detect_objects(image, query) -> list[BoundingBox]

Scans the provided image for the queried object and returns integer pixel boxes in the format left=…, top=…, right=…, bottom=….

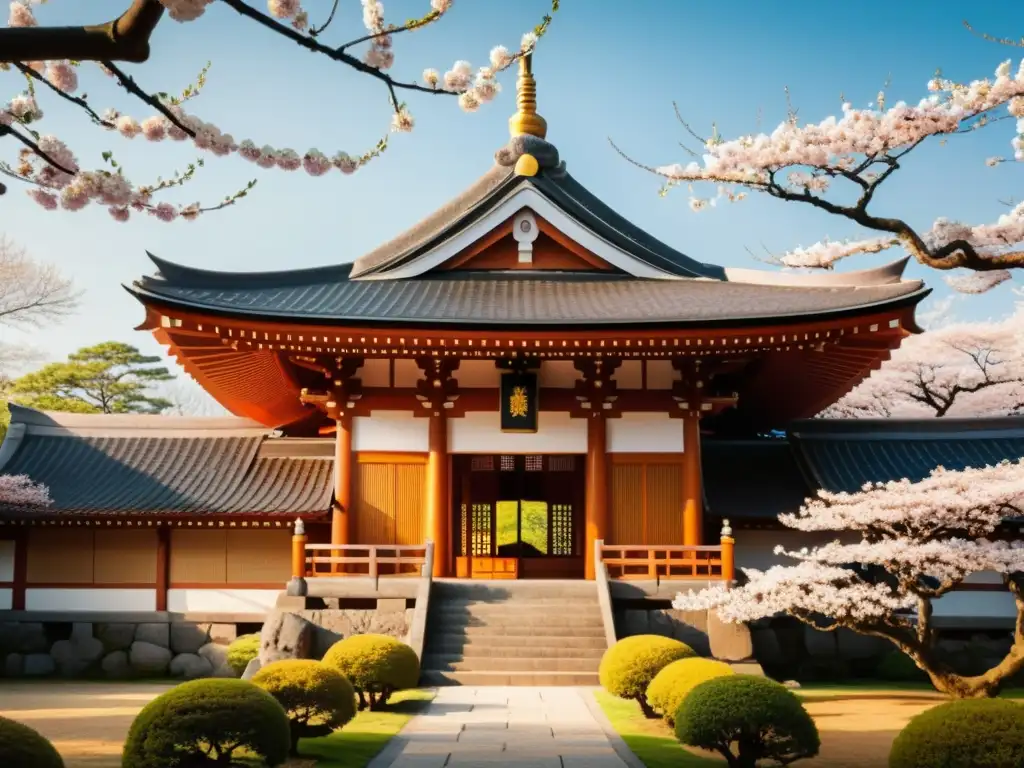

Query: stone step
left=422, top=655, right=600, bottom=673
left=426, top=613, right=606, bottom=629
left=434, top=596, right=601, bottom=607
left=427, top=623, right=608, bottom=640
left=421, top=669, right=601, bottom=687
left=431, top=580, right=599, bottom=600
left=427, top=641, right=608, bottom=658
left=426, top=629, right=609, bottom=648
left=430, top=604, right=603, bottom=617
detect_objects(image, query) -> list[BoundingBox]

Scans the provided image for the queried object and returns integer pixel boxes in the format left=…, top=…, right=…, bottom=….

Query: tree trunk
left=634, top=694, right=657, bottom=719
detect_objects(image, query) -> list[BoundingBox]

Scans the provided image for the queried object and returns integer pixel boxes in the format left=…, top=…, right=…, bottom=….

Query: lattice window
left=471, top=503, right=492, bottom=556
left=460, top=503, right=468, bottom=556
left=551, top=503, right=574, bottom=556
left=525, top=455, right=543, bottom=472
left=471, top=456, right=494, bottom=472
left=500, top=455, right=516, bottom=471
left=549, top=456, right=575, bottom=472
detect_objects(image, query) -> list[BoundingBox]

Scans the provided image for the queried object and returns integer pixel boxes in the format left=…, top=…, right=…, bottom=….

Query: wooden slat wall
left=170, top=529, right=290, bottom=585
left=94, top=530, right=158, bottom=584
left=353, top=456, right=427, bottom=546
left=170, top=529, right=227, bottom=583
left=609, top=456, right=685, bottom=546
left=610, top=464, right=644, bottom=544
left=26, top=528, right=159, bottom=584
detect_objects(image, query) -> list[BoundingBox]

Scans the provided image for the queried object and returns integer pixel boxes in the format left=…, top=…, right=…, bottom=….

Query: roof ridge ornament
left=495, top=51, right=560, bottom=177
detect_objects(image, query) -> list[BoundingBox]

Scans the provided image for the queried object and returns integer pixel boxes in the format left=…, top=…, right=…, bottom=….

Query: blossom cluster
left=0, top=474, right=51, bottom=508
left=674, top=458, right=1024, bottom=625
left=651, top=60, right=1024, bottom=290
left=3, top=0, right=550, bottom=222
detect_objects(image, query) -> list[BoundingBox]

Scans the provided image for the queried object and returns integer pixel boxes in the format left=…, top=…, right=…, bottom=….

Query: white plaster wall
left=607, top=413, right=684, bottom=453
left=393, top=359, right=421, bottom=388
left=646, top=361, right=677, bottom=390
left=733, top=530, right=860, bottom=572
left=933, top=591, right=1016, bottom=618
left=0, top=540, right=14, bottom=582
left=353, top=411, right=429, bottom=452
left=25, top=589, right=156, bottom=612
left=538, top=361, right=576, bottom=389
left=455, top=360, right=500, bottom=388
left=449, top=411, right=586, bottom=453
left=359, top=358, right=390, bottom=387
left=615, top=361, right=643, bottom=389
left=167, top=588, right=280, bottom=614
left=0, top=588, right=11, bottom=610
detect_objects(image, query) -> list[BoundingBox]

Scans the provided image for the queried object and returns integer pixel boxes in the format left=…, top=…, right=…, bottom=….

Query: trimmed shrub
left=122, top=678, right=291, bottom=768
left=876, top=650, right=928, bottom=682
left=598, top=634, right=695, bottom=717
left=227, top=633, right=260, bottom=676
left=647, top=657, right=735, bottom=724
left=0, top=715, right=64, bottom=768
left=321, top=634, right=420, bottom=711
left=889, top=699, right=1024, bottom=768
left=675, top=674, right=820, bottom=767
left=252, top=659, right=357, bottom=755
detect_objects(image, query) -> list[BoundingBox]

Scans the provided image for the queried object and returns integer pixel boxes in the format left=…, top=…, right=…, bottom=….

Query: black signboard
left=500, top=371, right=539, bottom=433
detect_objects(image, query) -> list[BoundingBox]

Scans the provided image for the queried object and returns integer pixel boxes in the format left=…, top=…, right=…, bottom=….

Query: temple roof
left=703, top=415, right=1024, bottom=519
left=131, top=257, right=925, bottom=327
left=0, top=405, right=333, bottom=518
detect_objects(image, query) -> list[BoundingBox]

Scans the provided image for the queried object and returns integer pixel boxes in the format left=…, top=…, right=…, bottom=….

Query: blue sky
left=2, top=0, right=1022, bottom=377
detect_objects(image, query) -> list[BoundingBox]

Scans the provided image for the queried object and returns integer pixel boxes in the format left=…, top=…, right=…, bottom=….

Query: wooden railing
left=598, top=521, right=735, bottom=581
left=290, top=523, right=430, bottom=578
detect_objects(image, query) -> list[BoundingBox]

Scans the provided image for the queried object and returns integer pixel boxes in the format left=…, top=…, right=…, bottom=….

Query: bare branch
left=0, top=236, right=79, bottom=328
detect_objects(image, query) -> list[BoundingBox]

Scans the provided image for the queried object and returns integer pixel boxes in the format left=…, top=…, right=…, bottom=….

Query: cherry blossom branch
left=0, top=124, right=75, bottom=175
left=309, top=0, right=341, bottom=38
left=101, top=60, right=197, bottom=139
left=0, top=0, right=165, bottom=63
left=15, top=63, right=113, bottom=128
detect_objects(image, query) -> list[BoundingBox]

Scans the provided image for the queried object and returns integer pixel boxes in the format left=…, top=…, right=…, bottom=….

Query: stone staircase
left=420, top=580, right=609, bottom=686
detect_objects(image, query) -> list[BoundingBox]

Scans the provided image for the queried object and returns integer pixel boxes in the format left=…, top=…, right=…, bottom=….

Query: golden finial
left=508, top=53, right=547, bottom=140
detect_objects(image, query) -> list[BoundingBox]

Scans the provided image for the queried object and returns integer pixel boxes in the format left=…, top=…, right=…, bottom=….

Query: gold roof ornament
left=508, top=52, right=547, bottom=140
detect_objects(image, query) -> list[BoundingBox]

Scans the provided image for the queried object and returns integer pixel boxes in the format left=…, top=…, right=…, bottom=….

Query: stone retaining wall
left=0, top=619, right=241, bottom=680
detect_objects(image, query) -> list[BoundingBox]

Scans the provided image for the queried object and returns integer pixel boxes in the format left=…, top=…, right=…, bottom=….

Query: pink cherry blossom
left=7, top=0, right=36, bottom=28
left=0, top=474, right=51, bottom=507
left=45, top=60, right=78, bottom=93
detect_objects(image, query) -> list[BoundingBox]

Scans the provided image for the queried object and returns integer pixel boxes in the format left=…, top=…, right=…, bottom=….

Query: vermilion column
left=426, top=411, right=449, bottom=577
left=682, top=413, right=704, bottom=546
left=332, top=415, right=353, bottom=547
left=584, top=415, right=608, bottom=580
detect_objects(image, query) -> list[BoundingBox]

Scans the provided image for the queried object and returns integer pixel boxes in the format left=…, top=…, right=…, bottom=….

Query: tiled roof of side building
left=0, top=405, right=333, bottom=518
left=788, top=416, right=1024, bottom=494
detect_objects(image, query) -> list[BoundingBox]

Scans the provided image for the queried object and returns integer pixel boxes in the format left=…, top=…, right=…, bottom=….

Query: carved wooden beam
left=415, top=358, right=461, bottom=417
left=298, top=357, right=365, bottom=422
left=571, top=358, right=622, bottom=419
left=672, top=358, right=739, bottom=418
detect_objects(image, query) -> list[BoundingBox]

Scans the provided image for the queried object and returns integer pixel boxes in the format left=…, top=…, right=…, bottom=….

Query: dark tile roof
left=130, top=268, right=925, bottom=327
left=702, top=439, right=813, bottom=520
left=0, top=405, right=332, bottom=518
left=788, top=416, right=1024, bottom=494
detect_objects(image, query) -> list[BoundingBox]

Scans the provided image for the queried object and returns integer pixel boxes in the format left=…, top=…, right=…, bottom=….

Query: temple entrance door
left=454, top=454, right=585, bottom=579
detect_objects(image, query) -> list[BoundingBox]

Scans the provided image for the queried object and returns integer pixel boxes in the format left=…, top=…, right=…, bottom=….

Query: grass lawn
left=593, top=690, right=720, bottom=768
left=294, top=689, right=434, bottom=768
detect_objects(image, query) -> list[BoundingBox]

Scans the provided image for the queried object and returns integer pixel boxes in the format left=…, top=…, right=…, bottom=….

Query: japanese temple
left=1, top=56, right=1021, bottom=623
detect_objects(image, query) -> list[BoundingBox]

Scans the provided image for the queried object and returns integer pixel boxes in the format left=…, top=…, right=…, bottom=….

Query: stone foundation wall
left=0, top=619, right=241, bottom=680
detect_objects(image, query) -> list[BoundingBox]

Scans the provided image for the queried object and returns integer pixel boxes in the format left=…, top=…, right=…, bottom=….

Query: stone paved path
left=375, top=686, right=632, bottom=768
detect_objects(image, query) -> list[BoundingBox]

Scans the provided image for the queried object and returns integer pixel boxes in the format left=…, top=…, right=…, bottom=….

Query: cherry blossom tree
left=674, top=460, right=1024, bottom=699
left=0, top=0, right=558, bottom=222
left=822, top=310, right=1024, bottom=418
left=616, top=45, right=1024, bottom=293
left=0, top=474, right=51, bottom=508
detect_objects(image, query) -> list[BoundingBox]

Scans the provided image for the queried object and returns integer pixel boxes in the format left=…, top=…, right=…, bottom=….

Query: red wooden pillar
left=682, top=414, right=704, bottom=546
left=332, top=414, right=353, bottom=547
left=155, top=525, right=170, bottom=611
left=11, top=529, right=27, bottom=611
left=584, top=415, right=608, bottom=580
left=426, top=412, right=449, bottom=577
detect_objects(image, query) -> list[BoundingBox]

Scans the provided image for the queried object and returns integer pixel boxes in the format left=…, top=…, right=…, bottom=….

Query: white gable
left=355, top=184, right=684, bottom=281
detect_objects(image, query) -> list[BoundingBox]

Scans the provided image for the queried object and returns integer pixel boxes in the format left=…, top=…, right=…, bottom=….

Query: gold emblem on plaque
left=509, top=386, right=529, bottom=418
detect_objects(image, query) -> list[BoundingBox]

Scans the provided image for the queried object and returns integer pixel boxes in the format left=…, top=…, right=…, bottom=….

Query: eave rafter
left=138, top=300, right=915, bottom=428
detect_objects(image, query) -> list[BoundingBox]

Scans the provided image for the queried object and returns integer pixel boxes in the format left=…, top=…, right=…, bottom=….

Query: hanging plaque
left=500, top=371, right=538, bottom=433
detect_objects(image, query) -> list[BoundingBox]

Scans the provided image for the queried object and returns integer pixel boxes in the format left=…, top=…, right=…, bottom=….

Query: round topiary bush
left=0, top=715, right=64, bottom=768
left=675, top=674, right=820, bottom=767
left=598, top=634, right=695, bottom=717
left=227, top=633, right=261, bottom=676
left=122, top=678, right=291, bottom=768
left=889, top=699, right=1024, bottom=768
left=321, top=634, right=420, bottom=711
left=252, top=659, right=357, bottom=756
left=647, top=657, right=735, bottom=724
left=876, top=650, right=928, bottom=682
